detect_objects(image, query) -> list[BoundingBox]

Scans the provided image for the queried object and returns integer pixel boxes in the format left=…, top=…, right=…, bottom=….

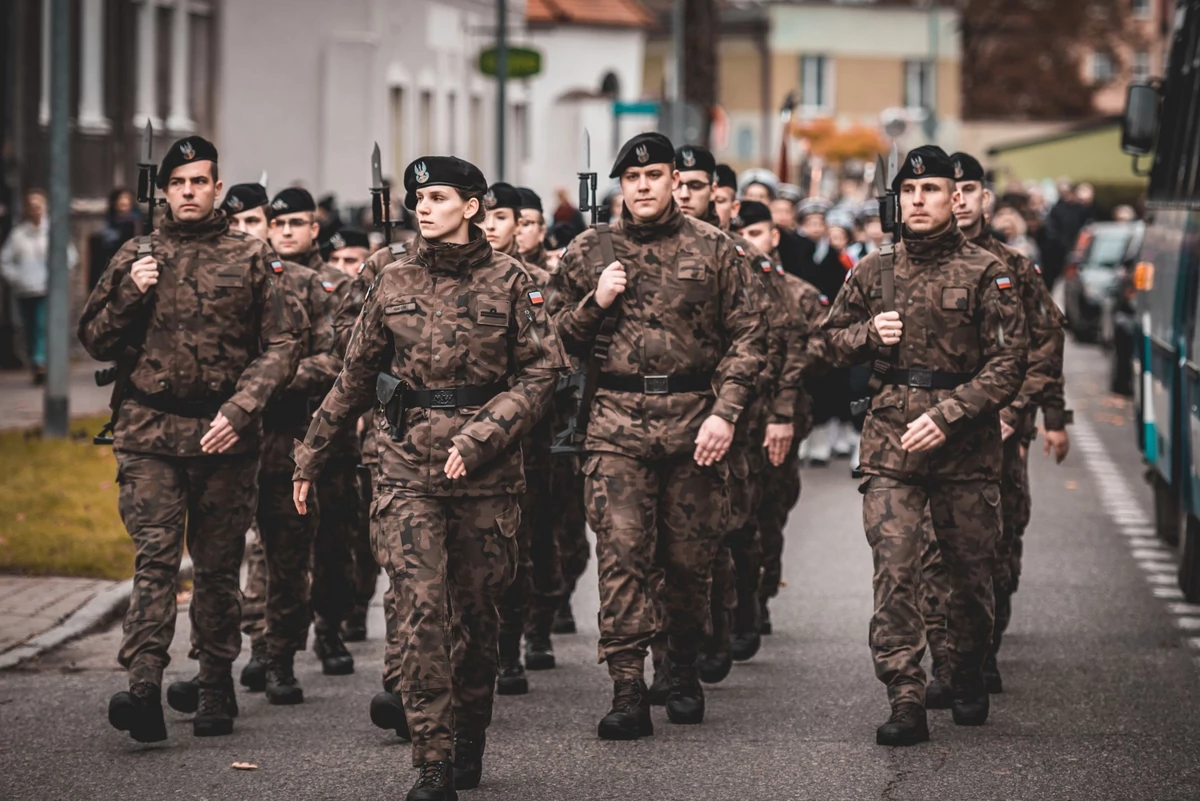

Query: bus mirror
left=1121, top=83, right=1160, bottom=156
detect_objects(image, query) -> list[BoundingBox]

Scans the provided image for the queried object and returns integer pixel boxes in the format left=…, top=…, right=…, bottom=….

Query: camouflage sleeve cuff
left=926, top=404, right=954, bottom=438
left=218, top=400, right=253, bottom=435
left=450, top=432, right=492, bottom=475
left=112, top=271, right=151, bottom=315
left=999, top=405, right=1020, bottom=432
left=770, top=389, right=799, bottom=422
left=711, top=382, right=749, bottom=425
left=1043, top=407, right=1073, bottom=431
left=291, top=439, right=324, bottom=482
left=568, top=291, right=609, bottom=334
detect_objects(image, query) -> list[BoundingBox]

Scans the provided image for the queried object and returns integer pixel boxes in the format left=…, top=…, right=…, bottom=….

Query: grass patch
left=0, top=415, right=133, bottom=579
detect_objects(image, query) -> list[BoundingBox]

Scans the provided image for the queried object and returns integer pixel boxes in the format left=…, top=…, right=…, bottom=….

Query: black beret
left=892, top=145, right=956, bottom=191
left=516, top=187, right=542, bottom=212
left=403, top=156, right=487, bottom=210
left=731, top=200, right=772, bottom=231
left=317, top=193, right=337, bottom=211
left=270, top=187, right=316, bottom=216
left=157, top=136, right=218, bottom=189
left=325, top=228, right=371, bottom=252
left=220, top=183, right=268, bottom=216
left=714, top=164, right=738, bottom=190
left=545, top=220, right=582, bottom=251
left=484, top=182, right=522, bottom=212
left=950, top=152, right=986, bottom=182
left=675, top=145, right=716, bottom=177
left=610, top=132, right=675, bottom=178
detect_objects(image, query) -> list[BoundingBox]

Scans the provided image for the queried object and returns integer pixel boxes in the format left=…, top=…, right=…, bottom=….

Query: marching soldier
left=551, top=132, right=767, bottom=739
left=516, top=187, right=549, bottom=270
left=292, top=156, right=566, bottom=800
left=80, top=137, right=301, bottom=741
left=324, top=227, right=373, bottom=278
left=712, top=164, right=740, bottom=230
left=822, top=145, right=1027, bottom=746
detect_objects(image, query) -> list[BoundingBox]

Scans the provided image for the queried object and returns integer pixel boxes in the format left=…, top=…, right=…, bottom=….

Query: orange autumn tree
left=790, top=118, right=885, bottom=164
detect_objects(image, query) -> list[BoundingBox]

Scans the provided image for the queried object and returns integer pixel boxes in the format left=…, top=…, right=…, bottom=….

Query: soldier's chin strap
left=865, top=242, right=896, bottom=395
left=573, top=223, right=619, bottom=446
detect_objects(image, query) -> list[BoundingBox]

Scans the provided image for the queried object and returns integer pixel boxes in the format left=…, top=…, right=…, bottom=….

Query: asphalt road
left=3, top=341, right=1199, bottom=801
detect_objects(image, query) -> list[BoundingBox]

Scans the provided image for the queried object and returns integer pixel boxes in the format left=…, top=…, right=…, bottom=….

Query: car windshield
left=1084, top=230, right=1131, bottom=268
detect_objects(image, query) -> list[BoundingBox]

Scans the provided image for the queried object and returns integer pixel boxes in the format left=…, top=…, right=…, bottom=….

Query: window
left=1090, top=51, right=1115, bottom=84
left=904, top=60, right=934, bottom=110
left=1132, top=0, right=1151, bottom=19
left=1133, top=50, right=1152, bottom=82
left=800, top=55, right=831, bottom=112
left=390, top=86, right=407, bottom=178
left=419, top=90, right=433, bottom=155
left=470, top=95, right=483, bottom=162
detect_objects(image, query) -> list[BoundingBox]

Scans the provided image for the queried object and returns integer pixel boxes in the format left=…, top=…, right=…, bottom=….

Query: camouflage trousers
left=373, top=490, right=518, bottom=766
left=350, top=466, right=381, bottom=625
left=917, top=517, right=951, bottom=680
left=551, top=458, right=590, bottom=603
left=583, top=452, right=728, bottom=679
left=862, top=475, right=1001, bottom=706
left=240, top=528, right=266, bottom=639
left=758, top=448, right=802, bottom=601
left=115, top=452, right=256, bottom=687
left=501, top=467, right=564, bottom=643
left=253, top=473, right=318, bottom=655
left=311, top=456, right=361, bottom=635
left=709, top=454, right=764, bottom=651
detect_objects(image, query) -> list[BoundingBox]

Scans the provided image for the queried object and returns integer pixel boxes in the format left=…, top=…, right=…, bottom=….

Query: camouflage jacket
left=293, top=228, right=567, bottom=496
left=516, top=250, right=556, bottom=472
left=822, top=224, right=1027, bottom=481
left=523, top=243, right=549, bottom=273
left=974, top=233, right=1069, bottom=433
left=551, top=202, right=768, bottom=460
left=78, top=213, right=301, bottom=457
left=780, top=269, right=828, bottom=438
left=260, top=260, right=341, bottom=475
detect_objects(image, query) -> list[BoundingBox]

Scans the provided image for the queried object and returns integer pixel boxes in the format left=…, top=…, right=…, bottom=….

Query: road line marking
left=1177, top=618, right=1200, bottom=630
left=1154, top=586, right=1186, bottom=599
left=1167, top=603, right=1200, bottom=616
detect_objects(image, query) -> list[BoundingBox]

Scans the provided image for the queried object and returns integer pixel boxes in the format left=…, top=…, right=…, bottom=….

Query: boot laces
left=613, top=679, right=642, bottom=711
left=130, top=681, right=158, bottom=703
left=269, top=655, right=297, bottom=685
left=318, top=631, right=349, bottom=658
left=889, top=702, right=922, bottom=724
left=416, top=761, right=449, bottom=788
left=197, top=685, right=227, bottom=717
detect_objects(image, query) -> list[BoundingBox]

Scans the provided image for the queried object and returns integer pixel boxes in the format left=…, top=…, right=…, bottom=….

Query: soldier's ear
left=463, top=196, right=481, bottom=221
left=771, top=226, right=780, bottom=250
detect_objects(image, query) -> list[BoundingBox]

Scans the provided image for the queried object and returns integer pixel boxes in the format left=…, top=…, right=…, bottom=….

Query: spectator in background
left=1, top=188, right=76, bottom=385
left=316, top=193, right=342, bottom=242
left=1040, top=181, right=1094, bottom=289
left=772, top=183, right=802, bottom=232
left=88, top=188, right=142, bottom=290
left=992, top=206, right=1041, bottom=265
left=1113, top=204, right=1138, bottom=222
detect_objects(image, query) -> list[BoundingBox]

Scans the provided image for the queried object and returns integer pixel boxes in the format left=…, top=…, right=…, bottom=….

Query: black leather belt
left=596, top=372, right=713, bottom=395
left=884, top=368, right=975, bottom=390
left=127, top=388, right=229, bottom=418
left=403, top=382, right=507, bottom=409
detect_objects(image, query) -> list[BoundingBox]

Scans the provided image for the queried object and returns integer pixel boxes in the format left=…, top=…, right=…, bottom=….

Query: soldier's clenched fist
left=872, top=311, right=902, bottom=346
left=595, top=261, right=627, bottom=309
left=130, top=256, right=160, bottom=294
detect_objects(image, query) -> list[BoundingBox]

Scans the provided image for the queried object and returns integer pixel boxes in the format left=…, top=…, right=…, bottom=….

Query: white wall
left=769, top=5, right=961, bottom=59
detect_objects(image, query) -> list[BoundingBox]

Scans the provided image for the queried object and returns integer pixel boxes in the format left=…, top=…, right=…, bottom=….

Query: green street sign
left=479, top=46, right=542, bottom=79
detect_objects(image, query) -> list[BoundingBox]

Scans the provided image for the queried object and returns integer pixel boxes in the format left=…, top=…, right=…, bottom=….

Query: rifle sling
left=574, top=223, right=619, bottom=444
left=865, top=243, right=896, bottom=395
left=99, top=236, right=155, bottom=441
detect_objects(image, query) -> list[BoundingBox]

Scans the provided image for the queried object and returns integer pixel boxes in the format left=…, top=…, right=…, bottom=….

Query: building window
left=419, top=89, right=433, bottom=155
left=1132, top=0, right=1151, bottom=19
left=904, top=60, right=934, bottom=111
left=800, top=55, right=831, bottom=112
left=1090, top=51, right=1115, bottom=84
left=1132, top=50, right=1152, bottom=82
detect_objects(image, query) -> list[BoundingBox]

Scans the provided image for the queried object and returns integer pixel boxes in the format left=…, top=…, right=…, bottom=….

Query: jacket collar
left=415, top=224, right=494, bottom=276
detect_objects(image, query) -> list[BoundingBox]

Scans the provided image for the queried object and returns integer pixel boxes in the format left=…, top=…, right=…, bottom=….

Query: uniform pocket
left=495, top=499, right=522, bottom=539
left=474, top=294, right=512, bottom=327
left=982, top=483, right=1001, bottom=507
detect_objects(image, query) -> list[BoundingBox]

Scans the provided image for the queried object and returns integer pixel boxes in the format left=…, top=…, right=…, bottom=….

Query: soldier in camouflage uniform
left=551, top=132, right=767, bottom=739
left=292, top=156, right=565, bottom=801
left=80, top=137, right=301, bottom=742
left=821, top=145, right=1027, bottom=746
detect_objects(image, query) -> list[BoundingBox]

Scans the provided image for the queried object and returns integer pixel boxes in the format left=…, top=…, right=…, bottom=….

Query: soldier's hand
left=130, top=256, right=160, bottom=294
left=872, top=311, right=902, bottom=346
left=1044, top=428, right=1070, bottom=464
left=900, top=413, right=946, bottom=453
left=694, top=415, right=734, bottom=466
left=200, top=412, right=240, bottom=454
left=1000, top=420, right=1015, bottom=441
left=764, top=422, right=794, bottom=467
left=293, top=480, right=312, bottom=515
left=595, top=262, right=627, bottom=309
left=444, top=446, right=468, bottom=479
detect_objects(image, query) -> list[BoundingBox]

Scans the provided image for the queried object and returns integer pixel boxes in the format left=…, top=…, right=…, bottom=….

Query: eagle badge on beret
left=484, top=191, right=497, bottom=209
left=227, top=195, right=244, bottom=212
left=681, top=148, right=696, bottom=168
left=329, top=233, right=345, bottom=250
left=271, top=198, right=287, bottom=211
left=414, top=162, right=429, bottom=184
left=953, top=160, right=963, bottom=180
left=730, top=216, right=742, bottom=229
left=636, top=144, right=649, bottom=164
left=181, top=141, right=196, bottom=160
left=911, top=155, right=925, bottom=175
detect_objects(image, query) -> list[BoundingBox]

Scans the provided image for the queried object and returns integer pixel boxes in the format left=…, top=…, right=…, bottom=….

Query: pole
left=924, top=0, right=939, bottom=141
left=44, top=0, right=71, bottom=438
left=671, top=0, right=686, bottom=143
left=496, top=0, right=508, bottom=181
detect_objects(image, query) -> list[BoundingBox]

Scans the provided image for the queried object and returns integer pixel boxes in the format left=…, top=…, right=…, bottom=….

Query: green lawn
left=0, top=415, right=134, bottom=579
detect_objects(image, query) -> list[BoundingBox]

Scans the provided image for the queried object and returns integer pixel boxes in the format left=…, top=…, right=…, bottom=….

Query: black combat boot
left=759, top=600, right=773, bottom=635
left=168, top=673, right=239, bottom=717
left=983, top=653, right=1003, bottom=694
left=240, top=639, right=268, bottom=692
left=552, top=599, right=577, bottom=635
left=496, top=632, right=529, bottom=695
left=665, top=656, right=706, bottom=725
left=731, top=630, right=761, bottom=662
left=597, top=678, right=654, bottom=740
left=647, top=658, right=671, bottom=706
left=952, top=682, right=990, bottom=726
left=265, top=651, right=304, bottom=705
left=876, top=702, right=929, bottom=746
left=341, top=608, right=368, bottom=643
left=524, top=633, right=556, bottom=671
left=108, top=681, right=168, bottom=743
left=407, top=760, right=457, bottom=801
left=314, top=629, right=355, bottom=676
left=193, top=678, right=236, bottom=737
left=697, top=649, right=733, bottom=684
left=369, top=687, right=412, bottom=741
left=925, top=658, right=954, bottom=710
left=453, top=733, right=486, bottom=790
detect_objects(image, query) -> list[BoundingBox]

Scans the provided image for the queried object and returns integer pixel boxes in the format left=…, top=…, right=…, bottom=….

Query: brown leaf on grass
left=1065, top=480, right=1079, bottom=490
left=231, top=762, right=258, bottom=771
left=98, top=481, right=111, bottom=491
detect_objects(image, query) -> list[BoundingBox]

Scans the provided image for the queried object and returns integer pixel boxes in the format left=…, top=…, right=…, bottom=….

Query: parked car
left=1062, top=221, right=1146, bottom=344
left=1109, top=263, right=1137, bottom=396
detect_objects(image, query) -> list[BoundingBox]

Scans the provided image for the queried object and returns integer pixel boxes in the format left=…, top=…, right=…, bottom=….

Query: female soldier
left=292, top=156, right=566, bottom=801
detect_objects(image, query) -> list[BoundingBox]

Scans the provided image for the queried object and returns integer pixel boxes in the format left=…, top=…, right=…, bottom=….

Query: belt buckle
left=431, top=389, right=457, bottom=409
left=643, top=375, right=670, bottom=395
left=908, top=369, right=933, bottom=389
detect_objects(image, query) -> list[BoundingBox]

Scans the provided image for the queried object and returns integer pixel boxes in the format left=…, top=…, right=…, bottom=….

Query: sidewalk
left=0, top=360, right=112, bottom=432
left=0, top=576, right=123, bottom=667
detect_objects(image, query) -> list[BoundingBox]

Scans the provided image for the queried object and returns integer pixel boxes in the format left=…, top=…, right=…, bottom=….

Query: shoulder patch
left=760, top=259, right=773, bottom=274
left=995, top=276, right=1013, bottom=290
left=357, top=261, right=366, bottom=275
left=735, top=244, right=747, bottom=258
left=1033, top=263, right=1042, bottom=275
left=845, top=269, right=853, bottom=283
left=774, top=263, right=785, bottom=275
left=321, top=280, right=336, bottom=292
left=819, top=294, right=830, bottom=306
left=271, top=259, right=284, bottom=274
left=528, top=289, right=545, bottom=306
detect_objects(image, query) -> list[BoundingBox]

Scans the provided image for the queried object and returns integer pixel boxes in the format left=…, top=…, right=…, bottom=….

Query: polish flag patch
left=995, top=276, right=1013, bottom=290
left=761, top=260, right=773, bottom=273
left=528, top=289, right=544, bottom=306
left=1033, top=263, right=1042, bottom=275
left=271, top=260, right=284, bottom=274
left=321, top=280, right=336, bottom=292
left=819, top=294, right=830, bottom=306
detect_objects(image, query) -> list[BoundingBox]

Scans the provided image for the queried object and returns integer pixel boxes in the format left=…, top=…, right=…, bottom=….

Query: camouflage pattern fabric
left=257, top=473, right=318, bottom=655
left=515, top=467, right=565, bottom=640
left=349, top=470, right=380, bottom=625
left=917, top=516, right=951, bottom=681
left=551, top=463, right=589, bottom=602
left=240, top=529, right=267, bottom=640
left=993, top=436, right=1032, bottom=656
left=115, top=452, right=257, bottom=687
left=758, top=450, right=801, bottom=601
left=78, top=212, right=302, bottom=456
left=311, top=456, right=360, bottom=635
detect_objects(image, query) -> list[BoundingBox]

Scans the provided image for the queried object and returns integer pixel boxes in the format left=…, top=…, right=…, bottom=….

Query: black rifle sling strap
left=865, top=242, right=896, bottom=394
left=96, top=236, right=155, bottom=444
left=573, top=223, right=619, bottom=444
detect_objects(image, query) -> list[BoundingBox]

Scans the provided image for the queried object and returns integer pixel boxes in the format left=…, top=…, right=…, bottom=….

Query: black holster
left=376, top=373, right=405, bottom=441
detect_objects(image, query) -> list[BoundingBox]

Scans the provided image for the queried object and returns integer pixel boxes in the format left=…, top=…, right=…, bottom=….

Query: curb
left=0, top=557, right=193, bottom=671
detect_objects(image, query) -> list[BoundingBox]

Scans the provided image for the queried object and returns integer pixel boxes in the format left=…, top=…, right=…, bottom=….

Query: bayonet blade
left=258, top=170, right=268, bottom=190
left=371, top=142, right=384, bottom=190
left=581, top=129, right=591, bottom=173
left=139, top=120, right=153, bottom=166
left=873, top=155, right=887, bottom=197
left=887, top=142, right=899, bottom=186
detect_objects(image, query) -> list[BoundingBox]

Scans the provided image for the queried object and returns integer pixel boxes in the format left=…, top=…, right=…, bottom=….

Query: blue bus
left=1121, top=0, right=1200, bottom=600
